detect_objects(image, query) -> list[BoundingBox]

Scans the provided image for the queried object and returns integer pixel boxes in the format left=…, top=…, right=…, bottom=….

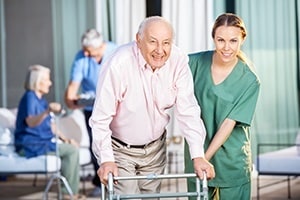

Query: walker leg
left=43, top=174, right=73, bottom=200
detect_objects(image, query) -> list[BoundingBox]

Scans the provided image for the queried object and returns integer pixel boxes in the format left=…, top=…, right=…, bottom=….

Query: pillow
left=0, top=108, right=17, bottom=129
left=296, top=131, right=300, bottom=156
left=57, top=112, right=82, bottom=145
left=0, top=126, right=15, bottom=156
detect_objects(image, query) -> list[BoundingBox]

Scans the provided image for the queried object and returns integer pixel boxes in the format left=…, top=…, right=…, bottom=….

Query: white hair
left=137, top=16, right=174, bottom=40
left=81, top=28, right=104, bottom=48
left=24, top=64, right=50, bottom=90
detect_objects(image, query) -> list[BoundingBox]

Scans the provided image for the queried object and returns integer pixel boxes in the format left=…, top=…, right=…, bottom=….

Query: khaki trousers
left=58, top=143, right=80, bottom=195
left=112, top=133, right=167, bottom=197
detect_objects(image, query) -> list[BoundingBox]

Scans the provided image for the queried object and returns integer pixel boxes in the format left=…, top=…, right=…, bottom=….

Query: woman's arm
left=205, top=118, right=236, bottom=161
left=25, top=102, right=62, bottom=129
left=25, top=109, right=50, bottom=127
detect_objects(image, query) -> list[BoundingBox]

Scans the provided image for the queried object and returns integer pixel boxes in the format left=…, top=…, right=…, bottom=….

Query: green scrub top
left=184, top=51, right=260, bottom=187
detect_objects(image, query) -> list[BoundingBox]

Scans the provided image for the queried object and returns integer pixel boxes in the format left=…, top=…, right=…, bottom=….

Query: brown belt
left=112, top=130, right=166, bottom=149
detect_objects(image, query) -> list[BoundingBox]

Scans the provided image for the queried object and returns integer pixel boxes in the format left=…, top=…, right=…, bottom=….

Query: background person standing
left=64, top=28, right=118, bottom=197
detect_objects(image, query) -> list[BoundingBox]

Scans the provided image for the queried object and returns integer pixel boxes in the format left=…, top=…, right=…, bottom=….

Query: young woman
left=184, top=13, right=260, bottom=200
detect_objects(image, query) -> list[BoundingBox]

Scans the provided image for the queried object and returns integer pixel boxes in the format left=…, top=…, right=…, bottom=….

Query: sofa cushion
left=257, top=146, right=300, bottom=175
left=0, top=108, right=16, bottom=129
left=0, top=127, right=15, bottom=156
left=0, top=108, right=17, bottom=156
left=0, top=154, right=61, bottom=173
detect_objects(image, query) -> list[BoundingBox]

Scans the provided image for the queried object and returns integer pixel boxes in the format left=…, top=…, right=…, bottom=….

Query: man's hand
left=64, top=81, right=84, bottom=110
left=97, top=161, right=119, bottom=185
left=193, top=157, right=215, bottom=180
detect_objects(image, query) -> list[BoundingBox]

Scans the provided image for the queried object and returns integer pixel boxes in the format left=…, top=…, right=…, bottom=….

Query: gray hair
left=81, top=28, right=104, bottom=48
left=24, top=64, right=50, bottom=90
left=137, top=16, right=174, bottom=40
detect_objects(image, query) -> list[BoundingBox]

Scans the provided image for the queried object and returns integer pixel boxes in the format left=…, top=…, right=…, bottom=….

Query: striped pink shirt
left=89, top=41, right=206, bottom=164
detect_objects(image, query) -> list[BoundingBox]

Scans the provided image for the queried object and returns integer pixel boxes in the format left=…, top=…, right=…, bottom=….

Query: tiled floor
left=252, top=175, right=300, bottom=200
left=0, top=149, right=299, bottom=199
left=0, top=173, right=299, bottom=200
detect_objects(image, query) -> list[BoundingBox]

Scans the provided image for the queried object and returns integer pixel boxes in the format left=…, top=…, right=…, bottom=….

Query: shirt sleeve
left=228, top=79, right=260, bottom=126
left=89, top=58, right=122, bottom=164
left=70, top=51, right=85, bottom=83
left=173, top=54, right=206, bottom=159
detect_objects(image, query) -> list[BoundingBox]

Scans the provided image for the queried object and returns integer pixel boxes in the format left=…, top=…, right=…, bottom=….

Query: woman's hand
left=68, top=138, right=80, bottom=148
left=48, top=102, right=62, bottom=114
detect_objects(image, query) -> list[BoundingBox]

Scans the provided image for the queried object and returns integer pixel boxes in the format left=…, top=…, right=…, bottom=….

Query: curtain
left=51, top=0, right=96, bottom=103
left=96, top=0, right=146, bottom=45
left=161, top=0, right=214, bottom=137
left=162, top=0, right=214, bottom=54
left=236, top=0, right=299, bottom=154
left=98, top=0, right=215, bottom=52
left=0, top=0, right=6, bottom=106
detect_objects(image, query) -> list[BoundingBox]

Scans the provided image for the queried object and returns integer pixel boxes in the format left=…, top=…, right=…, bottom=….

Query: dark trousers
left=83, top=110, right=101, bottom=187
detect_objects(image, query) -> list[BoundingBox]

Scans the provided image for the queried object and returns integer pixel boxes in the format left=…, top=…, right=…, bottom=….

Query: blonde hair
left=212, top=13, right=254, bottom=69
left=24, top=64, right=50, bottom=90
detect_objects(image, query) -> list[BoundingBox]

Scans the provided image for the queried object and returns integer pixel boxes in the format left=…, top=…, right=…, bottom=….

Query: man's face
left=136, top=21, right=173, bottom=71
left=83, top=45, right=104, bottom=63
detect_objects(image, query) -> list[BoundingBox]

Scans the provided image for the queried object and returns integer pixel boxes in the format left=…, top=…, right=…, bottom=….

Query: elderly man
left=89, top=16, right=215, bottom=195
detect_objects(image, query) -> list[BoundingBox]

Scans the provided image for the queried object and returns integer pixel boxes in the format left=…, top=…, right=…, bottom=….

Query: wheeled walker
left=101, top=173, right=208, bottom=200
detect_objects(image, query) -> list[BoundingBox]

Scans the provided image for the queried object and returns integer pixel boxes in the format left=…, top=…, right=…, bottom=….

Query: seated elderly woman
left=14, top=64, right=85, bottom=200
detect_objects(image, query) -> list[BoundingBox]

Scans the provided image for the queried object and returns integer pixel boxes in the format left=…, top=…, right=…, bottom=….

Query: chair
left=256, top=142, right=300, bottom=199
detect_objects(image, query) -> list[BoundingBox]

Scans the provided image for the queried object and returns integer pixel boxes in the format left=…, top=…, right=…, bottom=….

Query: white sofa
left=0, top=108, right=91, bottom=179
left=256, top=133, right=300, bottom=199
